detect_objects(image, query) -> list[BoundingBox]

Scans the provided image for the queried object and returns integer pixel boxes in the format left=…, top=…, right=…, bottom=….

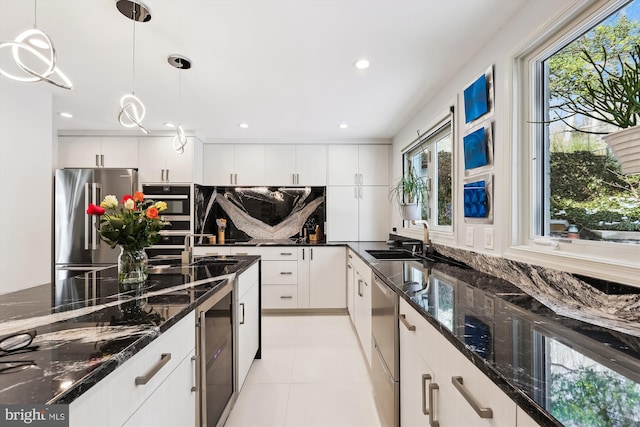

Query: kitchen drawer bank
left=346, top=242, right=640, bottom=427
left=0, top=257, right=259, bottom=420
left=195, top=244, right=346, bottom=310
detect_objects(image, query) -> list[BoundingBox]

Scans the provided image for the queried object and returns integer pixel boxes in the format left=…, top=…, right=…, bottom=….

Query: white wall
left=0, top=79, right=53, bottom=295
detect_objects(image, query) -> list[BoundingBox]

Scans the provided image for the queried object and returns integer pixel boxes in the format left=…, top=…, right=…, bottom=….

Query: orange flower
left=146, top=207, right=159, bottom=219
left=133, top=191, right=145, bottom=203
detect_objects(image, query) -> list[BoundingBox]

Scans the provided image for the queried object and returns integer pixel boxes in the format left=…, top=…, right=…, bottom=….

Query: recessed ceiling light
left=354, top=59, right=370, bottom=70
left=59, top=112, right=73, bottom=118
left=338, top=123, right=348, bottom=129
left=239, top=123, right=249, bottom=129
left=164, top=122, right=176, bottom=128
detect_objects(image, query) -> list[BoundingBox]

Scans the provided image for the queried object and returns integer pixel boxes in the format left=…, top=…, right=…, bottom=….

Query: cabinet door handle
left=359, top=186, right=363, bottom=199
left=296, top=173, right=300, bottom=184
left=302, top=248, right=305, bottom=260
left=359, top=173, right=363, bottom=185
left=135, top=353, right=171, bottom=385
left=422, top=374, right=432, bottom=415
left=95, top=154, right=100, bottom=167
left=354, top=187, right=358, bottom=199
left=161, top=169, right=165, bottom=182
left=354, top=173, right=358, bottom=185
left=280, top=295, right=293, bottom=299
left=400, top=314, right=416, bottom=331
left=451, top=376, right=493, bottom=419
left=348, top=254, right=353, bottom=259
left=100, top=154, right=104, bottom=167
left=280, top=252, right=293, bottom=256
left=310, top=248, right=313, bottom=260
left=235, top=252, right=248, bottom=255
left=190, top=355, right=197, bottom=392
left=235, top=174, right=238, bottom=184
left=166, top=169, right=170, bottom=181
left=357, top=279, right=363, bottom=297
left=280, top=271, right=293, bottom=275
left=428, top=382, right=440, bottom=426
left=347, top=264, right=352, bottom=269
left=239, top=302, right=245, bottom=324
left=230, top=173, right=234, bottom=184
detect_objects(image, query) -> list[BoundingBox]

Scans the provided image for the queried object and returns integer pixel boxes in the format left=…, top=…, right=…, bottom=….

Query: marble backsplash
left=434, top=244, right=640, bottom=337
left=194, top=185, right=326, bottom=242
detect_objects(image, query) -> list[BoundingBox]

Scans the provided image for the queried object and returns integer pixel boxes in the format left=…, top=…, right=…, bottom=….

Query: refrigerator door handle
left=91, top=183, right=99, bottom=250
left=84, top=183, right=90, bottom=250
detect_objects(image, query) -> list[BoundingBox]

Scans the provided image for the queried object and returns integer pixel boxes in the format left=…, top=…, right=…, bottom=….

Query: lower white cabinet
left=122, top=349, right=197, bottom=427
left=193, top=246, right=231, bottom=257
left=399, top=298, right=518, bottom=427
left=307, top=246, right=346, bottom=309
left=236, top=263, right=260, bottom=390
left=69, top=311, right=195, bottom=427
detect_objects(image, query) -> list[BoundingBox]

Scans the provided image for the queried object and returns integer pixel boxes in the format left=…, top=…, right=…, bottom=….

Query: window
left=535, top=0, right=640, bottom=245
left=404, top=118, right=453, bottom=231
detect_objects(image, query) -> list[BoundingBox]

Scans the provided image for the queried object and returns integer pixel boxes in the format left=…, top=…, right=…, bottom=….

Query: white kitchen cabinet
left=203, top=144, right=235, bottom=185
left=193, top=246, right=231, bottom=256
left=399, top=298, right=518, bottom=427
left=307, top=246, right=346, bottom=309
left=202, top=144, right=265, bottom=185
left=516, top=407, right=541, bottom=427
left=346, top=258, right=355, bottom=325
left=327, top=144, right=389, bottom=186
left=326, top=185, right=389, bottom=241
left=236, top=263, right=260, bottom=390
left=265, top=144, right=297, bottom=185
left=354, top=268, right=372, bottom=366
left=294, top=145, right=327, bottom=185
left=69, top=311, right=195, bottom=427
left=138, top=136, right=196, bottom=183
left=122, top=349, right=197, bottom=427
left=58, top=136, right=138, bottom=168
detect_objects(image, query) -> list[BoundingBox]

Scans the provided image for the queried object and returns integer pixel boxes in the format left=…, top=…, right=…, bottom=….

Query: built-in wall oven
left=371, top=272, right=399, bottom=427
left=196, top=280, right=234, bottom=427
left=142, top=184, right=192, bottom=258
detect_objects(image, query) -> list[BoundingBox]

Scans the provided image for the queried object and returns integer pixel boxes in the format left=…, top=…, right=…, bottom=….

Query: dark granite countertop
left=347, top=242, right=640, bottom=427
left=0, top=256, right=259, bottom=405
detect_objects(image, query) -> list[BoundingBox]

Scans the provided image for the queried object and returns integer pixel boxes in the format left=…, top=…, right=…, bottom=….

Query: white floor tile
left=226, top=314, right=381, bottom=427
left=284, top=383, right=382, bottom=427
left=224, top=383, right=290, bottom=427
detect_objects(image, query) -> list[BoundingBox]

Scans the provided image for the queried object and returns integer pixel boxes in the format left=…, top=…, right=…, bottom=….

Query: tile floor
left=224, top=315, right=382, bottom=427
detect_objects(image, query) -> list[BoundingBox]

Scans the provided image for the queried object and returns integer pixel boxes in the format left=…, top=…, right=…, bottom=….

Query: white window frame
left=400, top=108, right=456, bottom=244
left=508, top=0, right=640, bottom=286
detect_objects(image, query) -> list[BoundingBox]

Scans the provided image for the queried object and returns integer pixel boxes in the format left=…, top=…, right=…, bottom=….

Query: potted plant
left=390, top=166, right=429, bottom=220
left=550, top=45, right=640, bottom=175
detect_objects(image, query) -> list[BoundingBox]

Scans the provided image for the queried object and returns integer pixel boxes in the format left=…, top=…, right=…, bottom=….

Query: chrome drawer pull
left=400, top=314, right=416, bottom=331
left=422, top=374, right=432, bottom=415
left=428, top=382, right=440, bottom=426
left=190, top=355, right=197, bottom=392
left=451, top=376, right=493, bottom=419
left=280, top=272, right=293, bottom=275
left=135, top=353, right=171, bottom=385
left=280, top=252, right=293, bottom=256
left=280, top=295, right=293, bottom=299
left=239, top=302, right=245, bottom=324
left=235, top=252, right=248, bottom=256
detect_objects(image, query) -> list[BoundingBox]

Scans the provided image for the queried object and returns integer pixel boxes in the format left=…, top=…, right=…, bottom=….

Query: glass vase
left=117, top=247, right=148, bottom=285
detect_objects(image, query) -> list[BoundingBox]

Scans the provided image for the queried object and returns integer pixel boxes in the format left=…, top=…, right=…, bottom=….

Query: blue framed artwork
left=463, top=127, right=488, bottom=170
left=463, top=74, right=488, bottom=123
left=463, top=180, right=487, bottom=218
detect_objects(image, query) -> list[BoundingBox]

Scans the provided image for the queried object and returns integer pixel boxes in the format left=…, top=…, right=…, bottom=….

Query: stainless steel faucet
left=182, top=233, right=213, bottom=265
left=412, top=220, right=432, bottom=254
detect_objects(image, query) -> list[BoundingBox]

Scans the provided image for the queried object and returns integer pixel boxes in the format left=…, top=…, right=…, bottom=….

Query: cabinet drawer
left=237, top=262, right=259, bottom=298
left=70, top=311, right=195, bottom=427
left=193, top=246, right=231, bottom=256
left=262, top=261, right=298, bottom=284
left=262, top=285, right=298, bottom=308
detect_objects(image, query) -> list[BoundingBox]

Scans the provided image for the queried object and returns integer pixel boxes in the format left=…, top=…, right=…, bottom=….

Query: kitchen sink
left=365, top=249, right=422, bottom=260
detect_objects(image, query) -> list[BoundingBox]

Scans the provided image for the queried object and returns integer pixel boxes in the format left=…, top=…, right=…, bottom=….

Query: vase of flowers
left=86, top=191, right=169, bottom=285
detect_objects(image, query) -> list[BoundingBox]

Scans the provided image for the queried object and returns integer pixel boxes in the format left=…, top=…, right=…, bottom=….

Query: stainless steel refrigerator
left=54, top=168, right=139, bottom=266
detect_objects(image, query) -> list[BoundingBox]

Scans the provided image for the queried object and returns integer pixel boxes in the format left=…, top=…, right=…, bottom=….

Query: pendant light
left=116, top=0, right=151, bottom=134
left=0, top=0, right=72, bottom=89
left=167, top=54, right=192, bottom=154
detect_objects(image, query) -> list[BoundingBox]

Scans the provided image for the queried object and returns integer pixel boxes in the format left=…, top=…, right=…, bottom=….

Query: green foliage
left=550, top=366, right=640, bottom=426
left=550, top=151, right=640, bottom=232
left=437, top=151, right=452, bottom=225
left=549, top=15, right=640, bottom=133
left=390, top=165, right=428, bottom=206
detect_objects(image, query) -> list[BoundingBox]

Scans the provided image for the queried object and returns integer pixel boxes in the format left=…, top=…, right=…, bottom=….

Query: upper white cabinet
left=204, top=144, right=326, bottom=186
left=58, top=136, right=138, bottom=168
left=326, top=184, right=389, bottom=241
left=203, top=144, right=265, bottom=185
left=138, top=136, right=198, bottom=184
left=327, top=144, right=389, bottom=186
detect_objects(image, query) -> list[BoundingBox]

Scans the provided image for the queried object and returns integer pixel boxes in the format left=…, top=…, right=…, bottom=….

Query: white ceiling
left=0, top=0, right=527, bottom=142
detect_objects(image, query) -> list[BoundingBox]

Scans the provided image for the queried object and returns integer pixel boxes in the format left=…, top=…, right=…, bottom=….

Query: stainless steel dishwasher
left=371, top=272, right=399, bottom=427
